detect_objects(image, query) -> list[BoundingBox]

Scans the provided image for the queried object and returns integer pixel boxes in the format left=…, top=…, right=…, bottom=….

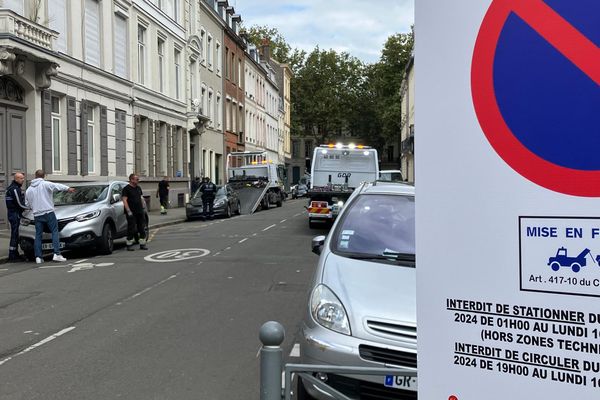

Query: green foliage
left=243, top=25, right=306, bottom=74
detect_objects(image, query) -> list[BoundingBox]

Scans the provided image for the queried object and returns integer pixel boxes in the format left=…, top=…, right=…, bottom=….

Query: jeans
left=34, top=212, right=60, bottom=258
left=7, top=209, right=20, bottom=258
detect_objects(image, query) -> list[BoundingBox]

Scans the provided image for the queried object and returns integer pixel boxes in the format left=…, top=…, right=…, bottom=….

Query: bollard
left=259, top=321, right=285, bottom=400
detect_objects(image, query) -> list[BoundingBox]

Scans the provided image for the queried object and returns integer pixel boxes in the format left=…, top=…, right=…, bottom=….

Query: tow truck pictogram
left=547, top=247, right=600, bottom=273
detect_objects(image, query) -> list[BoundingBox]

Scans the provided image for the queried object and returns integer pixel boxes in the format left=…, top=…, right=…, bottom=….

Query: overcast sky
left=233, top=0, right=414, bottom=64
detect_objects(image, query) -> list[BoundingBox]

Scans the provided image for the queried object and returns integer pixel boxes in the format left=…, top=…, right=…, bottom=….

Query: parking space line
left=0, top=326, right=76, bottom=367
left=239, top=238, right=248, bottom=243
left=263, top=224, right=276, bottom=231
left=127, top=274, right=178, bottom=301
left=289, top=343, right=300, bottom=358
left=280, top=219, right=287, bottom=223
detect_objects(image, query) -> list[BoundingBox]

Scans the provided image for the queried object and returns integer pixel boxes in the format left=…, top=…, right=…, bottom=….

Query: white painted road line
left=293, top=213, right=303, bottom=217
left=280, top=219, right=287, bottom=223
left=239, top=238, right=248, bottom=243
left=263, top=224, right=276, bottom=231
left=127, top=274, right=178, bottom=301
left=289, top=343, right=300, bottom=358
left=0, top=326, right=76, bottom=367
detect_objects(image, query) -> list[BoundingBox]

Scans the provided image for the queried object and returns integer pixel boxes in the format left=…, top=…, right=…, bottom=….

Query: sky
left=233, top=0, right=414, bottom=64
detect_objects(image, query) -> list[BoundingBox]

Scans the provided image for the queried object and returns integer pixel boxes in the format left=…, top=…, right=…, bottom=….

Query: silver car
left=19, top=181, right=148, bottom=260
left=298, top=182, right=416, bottom=400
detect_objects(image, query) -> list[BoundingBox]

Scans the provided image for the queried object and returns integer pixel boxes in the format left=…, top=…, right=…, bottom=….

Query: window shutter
left=167, top=125, right=173, bottom=177
left=100, top=106, right=108, bottom=176
left=182, top=127, right=188, bottom=177
left=114, top=15, right=127, bottom=78
left=80, top=101, right=88, bottom=176
left=67, top=96, right=78, bottom=175
left=147, top=120, right=155, bottom=177
left=41, top=90, right=53, bottom=173
left=84, top=0, right=100, bottom=67
left=116, top=110, right=127, bottom=176
left=135, top=116, right=142, bottom=175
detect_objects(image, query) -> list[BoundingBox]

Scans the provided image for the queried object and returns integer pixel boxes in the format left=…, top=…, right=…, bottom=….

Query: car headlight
left=310, top=284, right=351, bottom=335
left=214, top=199, right=226, bottom=207
left=75, top=210, right=101, bottom=222
left=20, top=217, right=32, bottom=226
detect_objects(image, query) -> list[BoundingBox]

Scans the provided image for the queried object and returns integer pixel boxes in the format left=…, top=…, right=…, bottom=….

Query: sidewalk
left=0, top=207, right=188, bottom=263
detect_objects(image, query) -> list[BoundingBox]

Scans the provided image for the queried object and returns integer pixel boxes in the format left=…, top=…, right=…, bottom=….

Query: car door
left=111, top=183, right=127, bottom=236
left=227, top=185, right=236, bottom=210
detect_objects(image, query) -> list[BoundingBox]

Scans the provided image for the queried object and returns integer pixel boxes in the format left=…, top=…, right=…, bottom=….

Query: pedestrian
left=122, top=173, right=148, bottom=251
left=199, top=176, right=217, bottom=220
left=5, top=172, right=28, bottom=262
left=156, top=176, right=170, bottom=215
left=191, top=176, right=201, bottom=195
left=24, top=170, right=74, bottom=264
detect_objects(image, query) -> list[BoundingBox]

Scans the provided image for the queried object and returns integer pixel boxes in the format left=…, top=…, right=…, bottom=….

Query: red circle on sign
left=449, top=396, right=459, bottom=400
left=472, top=0, right=600, bottom=197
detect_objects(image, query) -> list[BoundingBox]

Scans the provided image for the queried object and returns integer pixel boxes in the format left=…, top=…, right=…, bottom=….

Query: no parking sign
left=417, top=1, right=600, bottom=399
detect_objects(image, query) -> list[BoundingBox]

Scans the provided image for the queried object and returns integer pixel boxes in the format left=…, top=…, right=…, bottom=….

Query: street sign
left=417, top=0, right=600, bottom=399
left=472, top=0, right=600, bottom=196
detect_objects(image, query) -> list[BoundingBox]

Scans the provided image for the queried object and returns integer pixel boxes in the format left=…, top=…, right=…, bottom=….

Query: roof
left=359, top=181, right=415, bottom=196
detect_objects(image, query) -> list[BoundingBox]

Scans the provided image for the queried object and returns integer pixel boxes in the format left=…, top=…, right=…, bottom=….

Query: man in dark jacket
left=199, top=177, right=217, bottom=220
left=5, top=172, right=27, bottom=261
left=122, top=174, right=148, bottom=251
left=156, top=176, right=169, bottom=215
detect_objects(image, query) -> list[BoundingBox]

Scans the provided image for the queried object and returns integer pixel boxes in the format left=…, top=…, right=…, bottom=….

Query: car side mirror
left=312, top=235, right=326, bottom=255
left=112, top=194, right=121, bottom=203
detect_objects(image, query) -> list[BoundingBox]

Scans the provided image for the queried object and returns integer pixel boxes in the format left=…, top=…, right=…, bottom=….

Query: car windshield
left=192, top=185, right=226, bottom=198
left=332, top=194, right=415, bottom=263
left=380, top=172, right=403, bottom=182
left=54, top=185, right=109, bottom=205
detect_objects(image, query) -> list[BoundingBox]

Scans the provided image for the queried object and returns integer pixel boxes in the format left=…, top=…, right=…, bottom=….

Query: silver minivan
left=299, top=182, right=416, bottom=400
left=19, top=181, right=148, bottom=260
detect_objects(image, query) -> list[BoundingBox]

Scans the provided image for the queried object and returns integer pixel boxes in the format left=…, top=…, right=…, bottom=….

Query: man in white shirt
left=25, top=170, right=75, bottom=264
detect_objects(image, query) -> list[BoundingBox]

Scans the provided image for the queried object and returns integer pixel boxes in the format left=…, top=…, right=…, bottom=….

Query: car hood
left=321, top=252, right=416, bottom=345
left=190, top=194, right=226, bottom=206
left=24, top=203, right=102, bottom=220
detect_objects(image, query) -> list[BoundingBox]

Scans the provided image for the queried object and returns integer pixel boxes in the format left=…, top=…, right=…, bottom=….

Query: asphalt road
left=0, top=199, right=327, bottom=400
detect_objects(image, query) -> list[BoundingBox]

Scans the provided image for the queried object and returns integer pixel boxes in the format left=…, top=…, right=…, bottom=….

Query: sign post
left=417, top=0, right=600, bottom=398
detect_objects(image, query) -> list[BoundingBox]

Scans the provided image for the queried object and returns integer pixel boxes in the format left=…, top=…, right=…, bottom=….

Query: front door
left=0, top=106, right=27, bottom=229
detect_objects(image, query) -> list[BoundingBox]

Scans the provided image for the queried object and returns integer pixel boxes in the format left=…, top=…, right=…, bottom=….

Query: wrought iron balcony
left=0, top=10, right=57, bottom=51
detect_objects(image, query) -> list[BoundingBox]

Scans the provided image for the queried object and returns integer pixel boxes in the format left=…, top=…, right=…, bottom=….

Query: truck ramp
left=230, top=181, right=269, bottom=214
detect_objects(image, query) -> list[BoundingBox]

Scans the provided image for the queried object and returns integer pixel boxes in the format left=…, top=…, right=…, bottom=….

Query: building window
left=137, top=25, right=146, bottom=84
left=158, top=38, right=165, bottom=93
left=216, top=42, right=222, bottom=75
left=51, top=96, right=61, bottom=171
left=174, top=48, right=181, bottom=99
left=114, top=14, right=128, bottom=78
left=238, top=58, right=242, bottom=87
left=4, top=0, right=23, bottom=14
left=304, top=140, right=313, bottom=158
left=84, top=0, right=101, bottom=67
left=216, top=93, right=221, bottom=128
left=231, top=53, right=236, bottom=83
left=201, top=85, right=207, bottom=116
left=225, top=47, right=230, bottom=79
left=190, top=60, right=196, bottom=100
left=208, top=90, right=213, bottom=126
left=207, top=35, right=213, bottom=68
left=200, top=29, right=206, bottom=62
left=87, top=108, right=95, bottom=173
left=49, top=0, right=67, bottom=53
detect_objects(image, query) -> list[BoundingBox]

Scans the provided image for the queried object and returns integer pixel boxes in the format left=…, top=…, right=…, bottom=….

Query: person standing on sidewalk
left=199, top=176, right=217, bottom=220
left=156, top=176, right=170, bottom=215
left=24, top=170, right=74, bottom=264
left=122, top=174, right=148, bottom=251
left=5, top=172, right=28, bottom=262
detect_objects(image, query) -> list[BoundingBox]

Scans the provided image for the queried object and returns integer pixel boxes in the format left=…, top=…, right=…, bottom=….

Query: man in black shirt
left=199, top=177, right=217, bottom=220
left=122, top=174, right=147, bottom=251
left=5, top=172, right=27, bottom=261
left=156, top=176, right=170, bottom=215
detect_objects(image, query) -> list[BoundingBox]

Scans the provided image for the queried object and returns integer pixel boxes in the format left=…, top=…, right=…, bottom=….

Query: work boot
left=126, top=240, right=135, bottom=251
left=139, top=244, right=148, bottom=250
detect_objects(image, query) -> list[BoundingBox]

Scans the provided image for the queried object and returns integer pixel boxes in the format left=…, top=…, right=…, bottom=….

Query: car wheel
left=98, top=223, right=115, bottom=255
left=24, top=249, right=35, bottom=262
left=571, top=263, right=581, bottom=273
left=276, top=194, right=283, bottom=207
left=235, top=201, right=242, bottom=215
left=550, top=262, right=560, bottom=272
left=226, top=205, right=232, bottom=218
left=296, top=377, right=316, bottom=400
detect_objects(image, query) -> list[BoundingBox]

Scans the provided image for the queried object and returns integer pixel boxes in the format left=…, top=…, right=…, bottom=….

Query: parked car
left=19, top=181, right=148, bottom=260
left=379, top=170, right=404, bottom=182
left=298, top=181, right=416, bottom=400
left=186, top=184, right=241, bottom=220
left=291, top=183, right=308, bottom=199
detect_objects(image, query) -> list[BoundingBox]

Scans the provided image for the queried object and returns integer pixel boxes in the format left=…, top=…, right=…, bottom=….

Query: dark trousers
left=159, top=196, right=169, bottom=209
left=202, top=196, right=214, bottom=218
left=7, top=209, right=20, bottom=258
left=34, top=212, right=61, bottom=258
left=126, top=213, right=146, bottom=245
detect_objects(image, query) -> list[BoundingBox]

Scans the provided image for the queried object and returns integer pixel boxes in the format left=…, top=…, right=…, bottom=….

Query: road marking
left=39, top=261, right=115, bottom=272
left=0, top=326, right=76, bottom=367
left=0, top=269, right=8, bottom=272
left=213, top=252, right=221, bottom=257
left=289, top=343, right=300, bottom=358
left=239, top=238, right=248, bottom=243
left=263, top=224, right=276, bottom=231
left=128, top=274, right=178, bottom=300
left=225, top=247, right=232, bottom=251
left=144, top=248, right=210, bottom=263
left=293, top=213, right=303, bottom=217
left=252, top=233, right=257, bottom=237
left=74, top=259, right=88, bottom=264
left=280, top=219, right=287, bottom=223
left=148, top=228, right=160, bottom=243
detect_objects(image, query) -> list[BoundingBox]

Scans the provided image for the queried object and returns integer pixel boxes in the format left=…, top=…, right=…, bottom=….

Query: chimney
left=260, top=38, right=271, bottom=63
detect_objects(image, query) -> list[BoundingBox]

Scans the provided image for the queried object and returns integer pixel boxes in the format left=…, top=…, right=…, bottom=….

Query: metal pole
left=259, top=321, right=285, bottom=400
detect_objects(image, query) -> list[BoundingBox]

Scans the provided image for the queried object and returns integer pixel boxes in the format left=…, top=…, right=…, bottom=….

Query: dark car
left=186, top=185, right=241, bottom=219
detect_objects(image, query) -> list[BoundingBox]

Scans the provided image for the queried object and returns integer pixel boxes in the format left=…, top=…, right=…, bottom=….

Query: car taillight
left=311, top=201, right=328, bottom=208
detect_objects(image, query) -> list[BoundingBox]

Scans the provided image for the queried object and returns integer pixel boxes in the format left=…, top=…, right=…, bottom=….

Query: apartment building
left=269, top=58, right=292, bottom=182
left=400, top=54, right=414, bottom=183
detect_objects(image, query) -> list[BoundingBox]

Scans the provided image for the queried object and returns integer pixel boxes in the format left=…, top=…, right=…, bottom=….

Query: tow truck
left=548, top=247, right=600, bottom=273
left=226, top=151, right=285, bottom=214
left=307, top=143, right=379, bottom=229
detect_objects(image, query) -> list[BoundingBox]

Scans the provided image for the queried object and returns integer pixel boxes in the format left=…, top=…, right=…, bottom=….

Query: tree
left=243, top=25, right=306, bottom=74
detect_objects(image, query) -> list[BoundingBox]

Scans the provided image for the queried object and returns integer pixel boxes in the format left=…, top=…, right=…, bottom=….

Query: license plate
left=385, top=375, right=418, bottom=391
left=331, top=205, right=339, bottom=212
left=42, top=242, right=65, bottom=250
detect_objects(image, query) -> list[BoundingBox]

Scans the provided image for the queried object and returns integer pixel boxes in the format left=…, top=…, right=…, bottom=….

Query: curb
left=0, top=218, right=187, bottom=266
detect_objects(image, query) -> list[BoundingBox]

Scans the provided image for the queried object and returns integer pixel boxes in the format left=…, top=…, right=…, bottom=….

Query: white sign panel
left=417, top=0, right=600, bottom=399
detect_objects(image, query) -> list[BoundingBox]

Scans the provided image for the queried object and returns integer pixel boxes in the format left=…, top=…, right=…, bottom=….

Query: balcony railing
left=0, top=10, right=57, bottom=50
left=401, top=136, right=414, bottom=155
